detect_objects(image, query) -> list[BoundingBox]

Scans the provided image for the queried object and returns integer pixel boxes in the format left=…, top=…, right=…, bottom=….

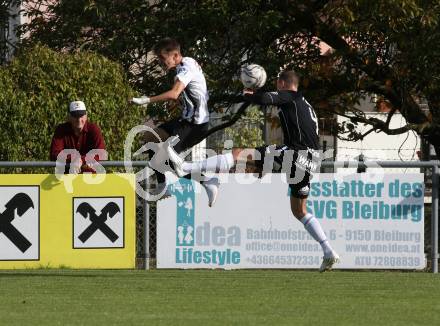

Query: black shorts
left=159, top=118, right=209, bottom=154
left=254, top=145, right=319, bottom=198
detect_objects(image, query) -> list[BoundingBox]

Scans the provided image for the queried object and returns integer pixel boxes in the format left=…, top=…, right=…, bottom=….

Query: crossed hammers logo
left=76, top=202, right=120, bottom=243
left=0, top=193, right=34, bottom=253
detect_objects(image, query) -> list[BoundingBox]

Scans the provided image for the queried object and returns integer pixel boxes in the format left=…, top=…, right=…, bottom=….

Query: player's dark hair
left=153, top=38, right=181, bottom=56
left=278, top=70, right=299, bottom=87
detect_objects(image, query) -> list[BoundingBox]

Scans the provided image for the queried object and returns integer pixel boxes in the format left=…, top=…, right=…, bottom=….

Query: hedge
left=0, top=45, right=147, bottom=162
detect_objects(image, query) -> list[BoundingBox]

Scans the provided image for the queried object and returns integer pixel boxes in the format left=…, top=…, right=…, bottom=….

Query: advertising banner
left=0, top=174, right=136, bottom=269
left=157, top=173, right=425, bottom=269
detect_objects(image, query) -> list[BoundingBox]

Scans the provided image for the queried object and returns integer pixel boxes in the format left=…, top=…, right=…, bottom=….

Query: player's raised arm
left=130, top=80, right=186, bottom=105
left=243, top=90, right=285, bottom=106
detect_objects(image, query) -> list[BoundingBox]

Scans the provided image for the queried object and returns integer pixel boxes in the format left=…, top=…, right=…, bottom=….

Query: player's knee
left=290, top=198, right=307, bottom=220
left=291, top=207, right=307, bottom=220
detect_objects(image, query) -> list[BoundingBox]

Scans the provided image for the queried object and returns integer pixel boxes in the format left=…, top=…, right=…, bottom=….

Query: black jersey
left=244, top=90, right=319, bottom=150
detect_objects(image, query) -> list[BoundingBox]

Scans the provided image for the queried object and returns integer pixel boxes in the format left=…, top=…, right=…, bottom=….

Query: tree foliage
left=1, top=0, right=21, bottom=64
left=18, top=0, right=440, bottom=155
left=224, top=106, right=264, bottom=148
left=0, top=44, right=144, bottom=161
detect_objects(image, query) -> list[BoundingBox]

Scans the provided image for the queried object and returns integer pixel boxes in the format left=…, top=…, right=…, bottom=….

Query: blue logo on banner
left=168, top=178, right=195, bottom=246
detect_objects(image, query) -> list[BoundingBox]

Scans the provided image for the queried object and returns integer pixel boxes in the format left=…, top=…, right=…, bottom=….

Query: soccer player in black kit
left=167, top=70, right=339, bottom=272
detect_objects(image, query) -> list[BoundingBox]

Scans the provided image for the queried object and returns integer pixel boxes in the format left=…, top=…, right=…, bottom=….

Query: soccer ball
left=240, top=64, right=267, bottom=89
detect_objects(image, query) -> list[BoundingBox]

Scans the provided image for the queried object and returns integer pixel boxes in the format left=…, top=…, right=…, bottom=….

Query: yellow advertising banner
left=0, top=174, right=136, bottom=269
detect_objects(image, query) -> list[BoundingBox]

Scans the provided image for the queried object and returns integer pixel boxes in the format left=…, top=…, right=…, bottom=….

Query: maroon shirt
left=50, top=121, right=106, bottom=172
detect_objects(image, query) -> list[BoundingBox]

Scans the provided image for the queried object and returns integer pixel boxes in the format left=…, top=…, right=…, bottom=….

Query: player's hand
left=70, top=163, right=81, bottom=174
left=243, top=88, right=255, bottom=95
left=130, top=96, right=151, bottom=105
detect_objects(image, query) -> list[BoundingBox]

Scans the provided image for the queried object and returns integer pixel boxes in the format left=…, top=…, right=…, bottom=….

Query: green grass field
left=0, top=269, right=439, bottom=325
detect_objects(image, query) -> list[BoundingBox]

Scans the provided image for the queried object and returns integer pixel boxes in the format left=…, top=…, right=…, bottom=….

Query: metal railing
left=0, top=160, right=439, bottom=273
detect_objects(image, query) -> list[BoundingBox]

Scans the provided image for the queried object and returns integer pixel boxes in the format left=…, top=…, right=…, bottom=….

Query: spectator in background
left=50, top=101, right=106, bottom=173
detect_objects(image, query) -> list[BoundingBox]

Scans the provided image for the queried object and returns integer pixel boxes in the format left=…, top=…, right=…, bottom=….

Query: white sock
left=182, top=153, right=235, bottom=174
left=300, top=213, right=333, bottom=256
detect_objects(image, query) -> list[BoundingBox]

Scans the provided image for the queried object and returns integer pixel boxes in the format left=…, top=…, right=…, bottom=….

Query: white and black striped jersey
left=175, top=57, right=209, bottom=124
left=244, top=90, right=319, bottom=150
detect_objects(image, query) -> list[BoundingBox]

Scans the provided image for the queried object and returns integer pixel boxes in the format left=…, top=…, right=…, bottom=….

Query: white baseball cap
left=69, top=101, right=87, bottom=117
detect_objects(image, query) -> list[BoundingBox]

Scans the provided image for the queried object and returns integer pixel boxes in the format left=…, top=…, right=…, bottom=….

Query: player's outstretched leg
left=167, top=138, right=235, bottom=176
left=167, top=137, right=235, bottom=206
left=290, top=195, right=339, bottom=272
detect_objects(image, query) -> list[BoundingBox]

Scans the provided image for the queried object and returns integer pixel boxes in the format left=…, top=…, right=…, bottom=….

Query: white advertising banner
left=157, top=173, right=425, bottom=269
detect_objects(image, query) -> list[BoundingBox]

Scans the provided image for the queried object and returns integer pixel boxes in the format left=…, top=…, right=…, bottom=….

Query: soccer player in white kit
left=130, top=38, right=218, bottom=205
